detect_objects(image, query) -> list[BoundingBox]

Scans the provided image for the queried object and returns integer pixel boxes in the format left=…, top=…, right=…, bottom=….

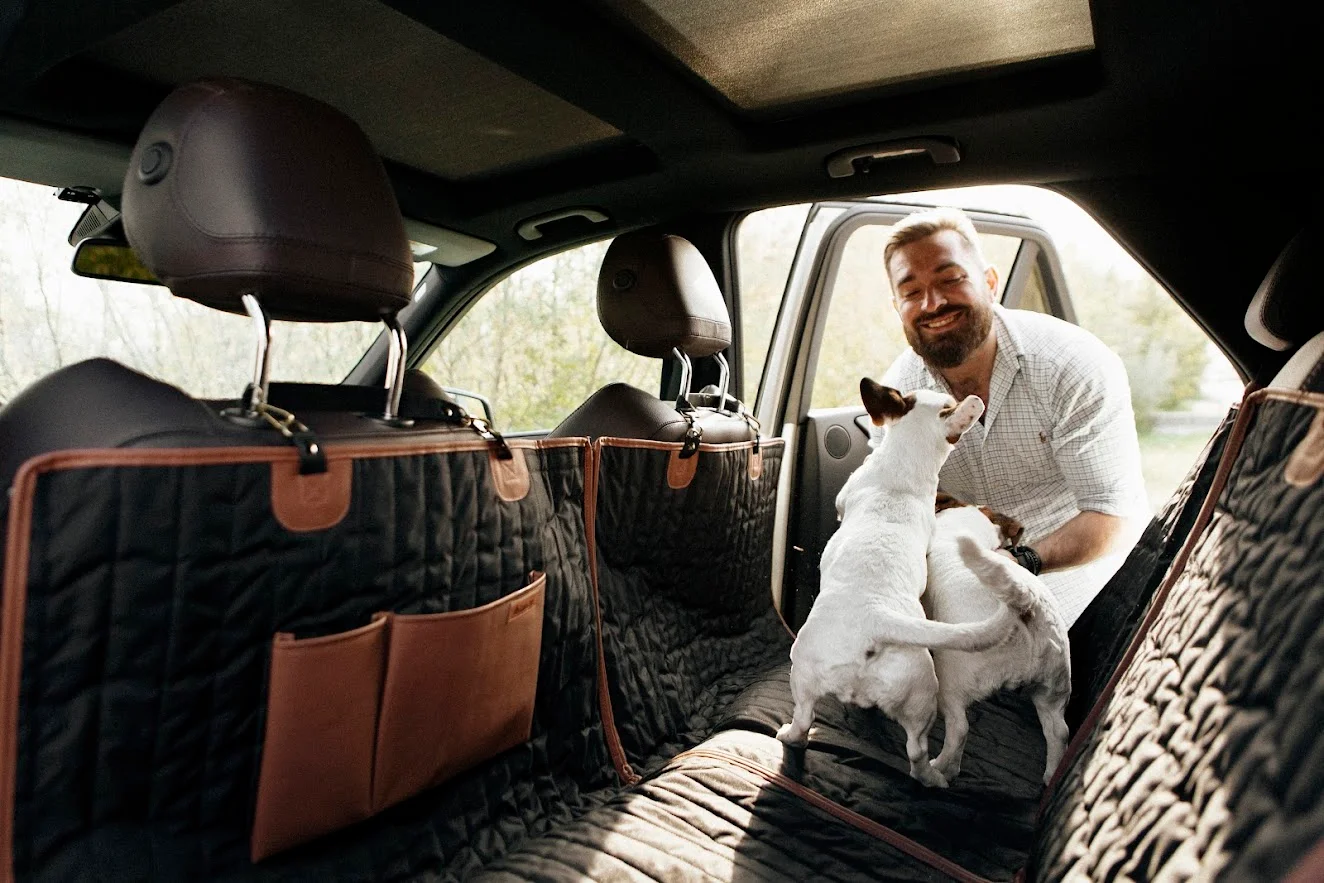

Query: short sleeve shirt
left=882, top=306, right=1148, bottom=623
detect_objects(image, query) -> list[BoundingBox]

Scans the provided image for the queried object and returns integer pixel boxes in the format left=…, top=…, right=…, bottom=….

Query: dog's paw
left=931, top=757, right=960, bottom=783
left=776, top=723, right=808, bottom=747
left=913, top=763, right=949, bottom=788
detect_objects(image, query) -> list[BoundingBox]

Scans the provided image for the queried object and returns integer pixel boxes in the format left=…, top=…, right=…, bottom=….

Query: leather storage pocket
left=373, top=572, right=546, bottom=811
left=250, top=616, right=388, bottom=861
left=250, top=572, right=545, bottom=860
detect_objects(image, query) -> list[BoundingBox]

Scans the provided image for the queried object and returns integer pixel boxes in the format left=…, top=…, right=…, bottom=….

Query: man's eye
left=940, top=274, right=967, bottom=287
left=898, top=289, right=922, bottom=301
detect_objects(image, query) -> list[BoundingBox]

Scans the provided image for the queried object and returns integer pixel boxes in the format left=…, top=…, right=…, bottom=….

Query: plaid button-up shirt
left=882, top=305, right=1148, bottom=624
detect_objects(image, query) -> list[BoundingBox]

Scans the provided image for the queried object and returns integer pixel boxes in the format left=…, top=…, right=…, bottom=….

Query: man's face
left=887, top=229, right=998, bottom=369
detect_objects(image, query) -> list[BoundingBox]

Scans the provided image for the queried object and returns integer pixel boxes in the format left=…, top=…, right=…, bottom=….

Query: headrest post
left=713, top=351, right=731, bottom=414
left=672, top=347, right=693, bottom=410
left=241, top=293, right=272, bottom=415
left=382, top=314, right=407, bottom=421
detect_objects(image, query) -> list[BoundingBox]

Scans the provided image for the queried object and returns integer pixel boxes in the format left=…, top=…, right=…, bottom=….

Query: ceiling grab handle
left=516, top=207, right=610, bottom=241
left=825, top=137, right=961, bottom=179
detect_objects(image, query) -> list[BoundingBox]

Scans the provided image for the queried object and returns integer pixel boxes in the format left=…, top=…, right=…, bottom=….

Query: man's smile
left=918, top=308, right=965, bottom=333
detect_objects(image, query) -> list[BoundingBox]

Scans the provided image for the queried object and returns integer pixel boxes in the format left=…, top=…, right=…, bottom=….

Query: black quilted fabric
left=719, top=664, right=1042, bottom=881
left=10, top=443, right=615, bottom=881
left=479, top=730, right=956, bottom=883
left=1065, top=405, right=1236, bottom=731
left=594, top=441, right=789, bottom=774
left=1032, top=395, right=1324, bottom=881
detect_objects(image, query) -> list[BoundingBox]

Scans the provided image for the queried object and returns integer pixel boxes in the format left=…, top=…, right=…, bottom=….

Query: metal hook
left=671, top=347, right=693, bottom=411
left=713, top=351, right=731, bottom=414
left=382, top=314, right=407, bottom=422
left=241, top=293, right=272, bottom=415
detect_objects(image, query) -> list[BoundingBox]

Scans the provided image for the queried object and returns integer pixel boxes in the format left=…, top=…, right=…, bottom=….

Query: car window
left=809, top=221, right=1022, bottom=411
left=0, top=176, right=424, bottom=402
left=736, top=204, right=809, bottom=406
left=418, top=239, right=656, bottom=432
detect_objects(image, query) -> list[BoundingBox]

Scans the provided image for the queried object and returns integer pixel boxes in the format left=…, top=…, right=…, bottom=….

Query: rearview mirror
left=71, top=238, right=162, bottom=285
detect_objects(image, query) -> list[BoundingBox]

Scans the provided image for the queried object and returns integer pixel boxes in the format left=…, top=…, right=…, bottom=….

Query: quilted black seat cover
left=1032, top=391, right=1324, bottom=881
left=1, top=439, right=616, bottom=881
left=592, top=440, right=788, bottom=775
left=479, top=729, right=967, bottom=883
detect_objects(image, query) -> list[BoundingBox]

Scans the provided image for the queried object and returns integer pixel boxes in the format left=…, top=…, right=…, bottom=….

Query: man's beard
left=904, top=303, right=993, bottom=369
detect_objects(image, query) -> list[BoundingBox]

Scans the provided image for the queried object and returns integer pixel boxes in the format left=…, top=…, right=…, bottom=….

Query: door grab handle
left=825, top=138, right=961, bottom=179
left=516, top=208, right=609, bottom=241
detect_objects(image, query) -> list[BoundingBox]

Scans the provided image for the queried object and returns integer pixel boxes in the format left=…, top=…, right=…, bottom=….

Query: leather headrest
left=121, top=77, right=413, bottom=322
left=1244, top=227, right=1321, bottom=351
left=597, top=232, right=732, bottom=358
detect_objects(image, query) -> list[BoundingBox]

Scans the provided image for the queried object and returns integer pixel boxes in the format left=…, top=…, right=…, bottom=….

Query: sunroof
left=87, top=0, right=622, bottom=179
left=599, top=0, right=1094, bottom=110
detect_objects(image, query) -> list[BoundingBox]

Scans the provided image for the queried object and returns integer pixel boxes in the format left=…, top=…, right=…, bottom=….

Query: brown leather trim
left=583, top=442, right=639, bottom=785
left=5, top=436, right=586, bottom=482
left=678, top=747, right=991, bottom=883
left=0, top=452, right=41, bottom=879
left=1040, top=383, right=1265, bottom=808
left=666, top=449, right=699, bottom=489
left=270, top=456, right=353, bottom=532
left=250, top=616, right=388, bottom=861
left=490, top=448, right=531, bottom=502
left=598, top=436, right=780, bottom=454
left=1284, top=834, right=1324, bottom=882
left=371, top=573, right=545, bottom=812
left=748, top=447, right=764, bottom=480
left=1285, top=408, right=1324, bottom=486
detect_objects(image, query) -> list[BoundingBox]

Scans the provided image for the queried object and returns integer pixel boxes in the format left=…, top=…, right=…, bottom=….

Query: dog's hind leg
left=1031, top=685, right=1070, bottom=785
left=931, top=691, right=969, bottom=783
left=776, top=665, right=818, bottom=747
left=897, top=689, right=948, bottom=788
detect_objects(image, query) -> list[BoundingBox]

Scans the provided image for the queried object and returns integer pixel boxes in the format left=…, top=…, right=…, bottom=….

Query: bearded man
left=880, top=207, right=1148, bottom=625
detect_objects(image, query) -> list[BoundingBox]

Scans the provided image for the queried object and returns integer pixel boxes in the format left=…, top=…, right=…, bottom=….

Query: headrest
left=121, top=78, right=413, bottom=322
left=1244, top=227, right=1321, bottom=351
left=597, top=232, right=732, bottom=358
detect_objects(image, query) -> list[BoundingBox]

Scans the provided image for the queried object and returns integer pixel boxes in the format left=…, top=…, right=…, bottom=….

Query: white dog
left=926, top=501, right=1071, bottom=785
left=777, top=379, right=1026, bottom=788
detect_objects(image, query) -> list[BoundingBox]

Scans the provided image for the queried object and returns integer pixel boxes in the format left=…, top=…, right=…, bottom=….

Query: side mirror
left=71, top=237, right=161, bottom=285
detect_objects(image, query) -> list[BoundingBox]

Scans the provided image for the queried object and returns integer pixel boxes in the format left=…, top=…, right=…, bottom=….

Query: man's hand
left=1033, top=510, right=1132, bottom=573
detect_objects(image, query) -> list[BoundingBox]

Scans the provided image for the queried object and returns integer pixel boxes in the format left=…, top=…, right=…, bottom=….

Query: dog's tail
left=868, top=585, right=1020, bottom=654
left=956, top=536, right=1038, bottom=615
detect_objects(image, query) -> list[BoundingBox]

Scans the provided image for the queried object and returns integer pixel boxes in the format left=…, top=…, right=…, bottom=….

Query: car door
left=752, top=201, right=1074, bottom=627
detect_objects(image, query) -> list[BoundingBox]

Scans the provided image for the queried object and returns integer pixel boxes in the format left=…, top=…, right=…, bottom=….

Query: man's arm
left=1032, top=509, right=1130, bottom=572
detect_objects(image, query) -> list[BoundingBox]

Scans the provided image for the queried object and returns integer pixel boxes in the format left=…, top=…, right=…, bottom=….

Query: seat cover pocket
left=372, top=572, right=546, bottom=811
left=250, top=616, right=388, bottom=861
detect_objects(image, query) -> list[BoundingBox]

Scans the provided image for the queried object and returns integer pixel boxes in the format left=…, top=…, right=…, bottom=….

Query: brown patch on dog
left=979, top=506, right=1024, bottom=546
left=934, top=491, right=966, bottom=513
left=860, top=377, right=913, bottom=426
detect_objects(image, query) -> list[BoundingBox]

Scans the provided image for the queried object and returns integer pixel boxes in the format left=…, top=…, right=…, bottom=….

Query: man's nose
left=919, top=286, right=948, bottom=313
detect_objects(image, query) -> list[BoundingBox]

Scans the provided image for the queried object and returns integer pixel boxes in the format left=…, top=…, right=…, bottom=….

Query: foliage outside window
left=737, top=204, right=809, bottom=406
left=1, top=177, right=416, bottom=402
left=420, top=240, right=655, bottom=432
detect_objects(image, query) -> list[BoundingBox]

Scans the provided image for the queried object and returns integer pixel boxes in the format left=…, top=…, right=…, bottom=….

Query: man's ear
left=860, top=378, right=913, bottom=425
left=983, top=264, right=999, bottom=301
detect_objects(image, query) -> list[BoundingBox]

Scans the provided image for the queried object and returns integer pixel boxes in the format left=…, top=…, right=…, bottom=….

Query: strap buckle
left=255, top=403, right=327, bottom=475
left=464, top=414, right=513, bottom=460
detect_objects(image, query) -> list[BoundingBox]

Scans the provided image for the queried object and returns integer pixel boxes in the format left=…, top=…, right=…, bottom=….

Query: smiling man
left=879, top=207, right=1148, bottom=625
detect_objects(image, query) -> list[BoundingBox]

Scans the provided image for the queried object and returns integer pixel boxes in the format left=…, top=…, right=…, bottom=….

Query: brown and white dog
left=926, top=495, right=1071, bottom=785
left=778, top=379, right=1027, bottom=788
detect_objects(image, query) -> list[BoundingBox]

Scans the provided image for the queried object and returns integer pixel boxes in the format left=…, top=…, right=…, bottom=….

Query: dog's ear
left=980, top=506, right=1024, bottom=546
left=935, top=491, right=965, bottom=513
left=860, top=378, right=913, bottom=425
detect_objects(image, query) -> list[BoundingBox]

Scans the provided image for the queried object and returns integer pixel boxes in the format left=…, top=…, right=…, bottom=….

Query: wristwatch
left=1009, top=544, right=1042, bottom=576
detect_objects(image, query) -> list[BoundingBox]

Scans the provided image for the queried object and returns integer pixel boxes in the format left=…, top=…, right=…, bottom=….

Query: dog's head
left=934, top=492, right=1024, bottom=547
left=860, top=379, right=984, bottom=446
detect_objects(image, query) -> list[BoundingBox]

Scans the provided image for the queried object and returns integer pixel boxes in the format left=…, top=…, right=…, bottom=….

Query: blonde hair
left=883, top=207, right=986, bottom=273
